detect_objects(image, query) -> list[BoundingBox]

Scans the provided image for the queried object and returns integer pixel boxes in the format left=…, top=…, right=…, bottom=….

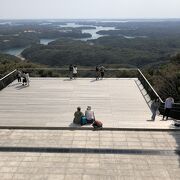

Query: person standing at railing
left=95, top=65, right=100, bottom=80
left=163, top=96, right=174, bottom=120
left=69, top=64, right=73, bottom=80
left=73, top=65, right=78, bottom=79
left=25, top=72, right=30, bottom=86
left=150, top=98, right=160, bottom=121
left=100, top=65, right=105, bottom=79
left=22, top=71, right=26, bottom=86
left=22, top=71, right=30, bottom=86
left=17, top=70, right=22, bottom=82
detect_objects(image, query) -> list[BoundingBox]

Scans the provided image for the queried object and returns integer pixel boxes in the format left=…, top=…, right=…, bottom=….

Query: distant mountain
left=21, top=37, right=177, bottom=68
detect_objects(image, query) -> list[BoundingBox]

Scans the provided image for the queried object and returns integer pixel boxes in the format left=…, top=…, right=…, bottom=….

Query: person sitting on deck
left=73, top=107, right=84, bottom=124
left=85, top=106, right=95, bottom=124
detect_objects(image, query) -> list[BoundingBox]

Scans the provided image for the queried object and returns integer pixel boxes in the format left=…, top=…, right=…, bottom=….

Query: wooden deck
left=0, top=78, right=174, bottom=129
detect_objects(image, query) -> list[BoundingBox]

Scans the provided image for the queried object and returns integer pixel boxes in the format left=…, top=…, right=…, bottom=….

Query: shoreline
left=16, top=54, right=26, bottom=61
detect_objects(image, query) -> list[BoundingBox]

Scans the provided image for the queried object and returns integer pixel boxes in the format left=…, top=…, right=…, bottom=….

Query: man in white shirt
left=73, top=65, right=77, bottom=79
left=25, top=72, right=30, bottom=86
left=163, top=96, right=174, bottom=120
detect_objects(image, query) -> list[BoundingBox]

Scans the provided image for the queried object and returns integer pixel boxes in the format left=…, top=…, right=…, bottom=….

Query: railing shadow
left=15, top=84, right=29, bottom=90
left=90, top=79, right=100, bottom=82
left=169, top=130, right=180, bottom=169
left=7, top=82, right=20, bottom=87
left=63, top=79, right=73, bottom=81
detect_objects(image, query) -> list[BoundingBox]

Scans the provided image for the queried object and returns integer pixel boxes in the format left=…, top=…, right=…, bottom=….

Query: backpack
left=81, top=116, right=87, bottom=126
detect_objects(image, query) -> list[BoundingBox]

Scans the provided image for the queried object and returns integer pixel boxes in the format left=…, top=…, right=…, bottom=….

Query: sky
left=0, top=0, right=180, bottom=19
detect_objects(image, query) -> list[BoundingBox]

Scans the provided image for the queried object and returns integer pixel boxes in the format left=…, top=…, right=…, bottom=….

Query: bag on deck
left=81, top=116, right=87, bottom=126
left=92, top=120, right=103, bottom=128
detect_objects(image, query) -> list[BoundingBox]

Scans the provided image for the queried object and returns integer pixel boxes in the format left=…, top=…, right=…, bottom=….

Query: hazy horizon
left=1, top=0, right=180, bottom=19
left=1, top=18, right=180, bottom=20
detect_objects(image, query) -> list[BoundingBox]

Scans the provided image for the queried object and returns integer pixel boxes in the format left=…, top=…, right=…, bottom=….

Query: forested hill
left=144, top=54, right=180, bottom=102
left=0, top=24, right=91, bottom=51
left=0, top=53, right=43, bottom=77
left=0, top=52, right=179, bottom=101
left=21, top=36, right=180, bottom=68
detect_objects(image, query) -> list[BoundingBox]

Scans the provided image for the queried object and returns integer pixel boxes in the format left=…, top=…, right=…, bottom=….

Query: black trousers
left=17, top=77, right=21, bottom=82
left=101, top=72, right=104, bottom=78
left=163, top=108, right=171, bottom=120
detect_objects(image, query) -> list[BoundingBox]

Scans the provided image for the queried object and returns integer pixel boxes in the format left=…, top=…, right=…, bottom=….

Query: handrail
left=137, top=69, right=180, bottom=119
left=137, top=69, right=163, bottom=103
left=137, top=69, right=180, bottom=105
left=0, top=69, right=17, bottom=81
left=0, top=69, right=17, bottom=91
left=22, top=67, right=138, bottom=71
left=20, top=67, right=139, bottom=78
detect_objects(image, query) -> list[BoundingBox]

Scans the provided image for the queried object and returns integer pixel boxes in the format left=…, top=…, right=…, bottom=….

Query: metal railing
left=0, top=68, right=138, bottom=90
left=0, top=69, right=17, bottom=91
left=137, top=69, right=163, bottom=103
left=20, top=67, right=139, bottom=78
left=159, top=103, right=180, bottom=120
left=137, top=69, right=180, bottom=120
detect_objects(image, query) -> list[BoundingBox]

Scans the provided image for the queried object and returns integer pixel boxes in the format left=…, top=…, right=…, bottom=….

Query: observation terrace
left=0, top=68, right=180, bottom=180
left=0, top=68, right=179, bottom=130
